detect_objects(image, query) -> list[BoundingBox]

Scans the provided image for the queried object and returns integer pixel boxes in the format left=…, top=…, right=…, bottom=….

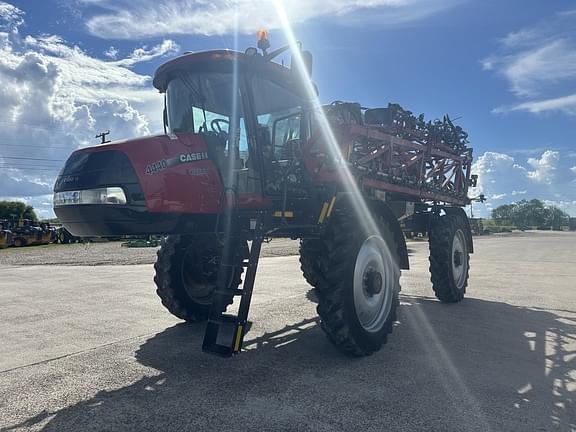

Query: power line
left=1, top=156, right=64, bottom=162
left=0, top=167, right=61, bottom=172
left=0, top=164, right=61, bottom=168
left=0, top=163, right=63, bottom=168
left=0, top=143, right=73, bottom=149
left=1, top=161, right=63, bottom=166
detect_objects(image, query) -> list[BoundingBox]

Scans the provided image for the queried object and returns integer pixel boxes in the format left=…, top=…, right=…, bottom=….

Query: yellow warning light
left=257, top=28, right=269, bottom=42
left=257, top=28, right=270, bottom=54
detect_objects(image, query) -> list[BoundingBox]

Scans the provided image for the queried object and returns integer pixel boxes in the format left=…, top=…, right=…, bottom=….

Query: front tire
left=153, top=235, right=245, bottom=322
left=429, top=213, right=470, bottom=303
left=301, top=208, right=401, bottom=356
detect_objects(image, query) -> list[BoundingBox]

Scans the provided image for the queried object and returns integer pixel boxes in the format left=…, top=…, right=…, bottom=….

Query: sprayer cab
left=54, top=41, right=316, bottom=236
left=154, top=47, right=314, bottom=179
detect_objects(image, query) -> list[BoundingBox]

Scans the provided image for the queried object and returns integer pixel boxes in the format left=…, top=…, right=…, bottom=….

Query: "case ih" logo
left=145, top=152, right=209, bottom=175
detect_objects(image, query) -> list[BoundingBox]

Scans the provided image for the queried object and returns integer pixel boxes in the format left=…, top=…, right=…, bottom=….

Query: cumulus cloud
left=527, top=150, right=560, bottom=184
left=79, top=0, right=463, bottom=40
left=103, top=46, right=119, bottom=59
left=0, top=1, right=24, bottom=32
left=0, top=3, right=176, bottom=217
left=470, top=150, right=576, bottom=217
left=484, top=11, right=576, bottom=116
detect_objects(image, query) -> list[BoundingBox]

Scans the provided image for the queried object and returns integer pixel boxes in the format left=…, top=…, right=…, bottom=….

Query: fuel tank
left=54, top=133, right=225, bottom=236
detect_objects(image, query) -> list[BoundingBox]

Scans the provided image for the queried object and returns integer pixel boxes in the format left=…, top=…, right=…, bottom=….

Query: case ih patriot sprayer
left=54, top=35, right=478, bottom=357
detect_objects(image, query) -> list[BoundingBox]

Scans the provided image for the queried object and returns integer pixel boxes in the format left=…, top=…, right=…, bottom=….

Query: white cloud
left=0, top=1, right=24, bottom=32
left=470, top=150, right=576, bottom=217
left=0, top=174, right=52, bottom=197
left=491, top=193, right=506, bottom=200
left=484, top=39, right=576, bottom=98
left=103, top=46, right=119, bottom=59
left=112, top=40, right=179, bottom=66
left=0, top=6, right=174, bottom=217
left=485, top=11, right=576, bottom=116
left=79, top=0, right=462, bottom=40
left=527, top=150, right=560, bottom=184
left=501, top=29, right=539, bottom=48
left=493, top=93, right=576, bottom=116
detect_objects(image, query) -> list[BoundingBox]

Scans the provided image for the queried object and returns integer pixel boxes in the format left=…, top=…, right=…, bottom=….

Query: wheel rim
left=181, top=244, right=221, bottom=305
left=452, top=229, right=468, bottom=289
left=353, top=236, right=398, bottom=333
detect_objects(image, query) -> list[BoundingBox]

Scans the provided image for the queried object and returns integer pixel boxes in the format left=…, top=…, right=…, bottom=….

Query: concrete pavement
left=1, top=232, right=575, bottom=431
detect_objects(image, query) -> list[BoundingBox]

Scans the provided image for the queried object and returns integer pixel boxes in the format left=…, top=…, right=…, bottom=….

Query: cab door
left=248, top=76, right=309, bottom=198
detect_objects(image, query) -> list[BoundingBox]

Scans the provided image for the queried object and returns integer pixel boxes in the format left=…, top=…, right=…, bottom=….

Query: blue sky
left=0, top=0, right=575, bottom=217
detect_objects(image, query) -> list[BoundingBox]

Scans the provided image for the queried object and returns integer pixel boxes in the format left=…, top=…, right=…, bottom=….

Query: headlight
left=53, top=187, right=127, bottom=207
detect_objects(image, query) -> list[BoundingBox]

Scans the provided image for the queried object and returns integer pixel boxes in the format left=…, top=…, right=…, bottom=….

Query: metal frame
left=343, top=124, right=473, bottom=207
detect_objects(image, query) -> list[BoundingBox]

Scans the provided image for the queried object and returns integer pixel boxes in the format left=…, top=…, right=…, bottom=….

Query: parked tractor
left=9, top=219, right=53, bottom=247
left=55, top=226, right=80, bottom=244
left=0, top=219, right=13, bottom=249
left=54, top=35, right=477, bottom=357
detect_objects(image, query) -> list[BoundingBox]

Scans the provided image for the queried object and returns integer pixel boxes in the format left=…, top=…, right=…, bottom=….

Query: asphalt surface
left=0, top=232, right=575, bottom=431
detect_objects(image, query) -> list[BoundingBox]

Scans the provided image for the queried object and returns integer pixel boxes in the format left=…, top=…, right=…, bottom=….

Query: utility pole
left=95, top=131, right=111, bottom=144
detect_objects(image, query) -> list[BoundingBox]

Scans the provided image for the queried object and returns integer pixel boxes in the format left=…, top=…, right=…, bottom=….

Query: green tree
left=492, top=199, right=569, bottom=230
left=491, top=203, right=514, bottom=225
left=0, top=201, right=38, bottom=221
left=545, top=206, right=568, bottom=230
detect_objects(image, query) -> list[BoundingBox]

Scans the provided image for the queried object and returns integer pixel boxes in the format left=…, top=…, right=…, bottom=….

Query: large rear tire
left=301, top=207, right=401, bottom=356
left=429, top=213, right=470, bottom=303
left=154, top=235, right=245, bottom=322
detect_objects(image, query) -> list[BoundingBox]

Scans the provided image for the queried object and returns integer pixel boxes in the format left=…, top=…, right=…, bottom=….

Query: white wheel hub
left=452, top=229, right=468, bottom=289
left=353, top=236, right=399, bottom=332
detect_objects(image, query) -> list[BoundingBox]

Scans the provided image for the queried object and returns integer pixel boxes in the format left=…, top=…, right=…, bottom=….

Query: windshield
left=166, top=73, right=236, bottom=133
left=166, top=73, right=248, bottom=151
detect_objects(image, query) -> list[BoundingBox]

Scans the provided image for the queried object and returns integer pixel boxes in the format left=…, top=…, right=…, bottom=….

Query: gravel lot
left=0, top=238, right=301, bottom=266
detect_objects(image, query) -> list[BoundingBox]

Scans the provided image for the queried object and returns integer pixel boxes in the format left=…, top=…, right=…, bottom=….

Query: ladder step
left=202, top=320, right=245, bottom=358
left=203, top=343, right=235, bottom=358
left=202, top=214, right=264, bottom=357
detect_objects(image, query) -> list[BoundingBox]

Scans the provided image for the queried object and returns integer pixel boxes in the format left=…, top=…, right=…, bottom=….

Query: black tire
left=429, top=213, right=470, bottom=303
left=153, top=235, right=245, bottom=322
left=301, top=206, right=401, bottom=356
left=299, top=239, right=328, bottom=288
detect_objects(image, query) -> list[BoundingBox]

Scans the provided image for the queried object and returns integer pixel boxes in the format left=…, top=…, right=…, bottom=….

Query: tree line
left=0, top=201, right=38, bottom=221
left=491, top=199, right=570, bottom=230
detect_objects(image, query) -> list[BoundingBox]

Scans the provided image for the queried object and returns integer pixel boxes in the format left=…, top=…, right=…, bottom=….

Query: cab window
left=252, top=78, right=306, bottom=161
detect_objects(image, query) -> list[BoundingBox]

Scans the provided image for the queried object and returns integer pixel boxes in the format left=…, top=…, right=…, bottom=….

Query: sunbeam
left=272, top=0, right=391, bottom=246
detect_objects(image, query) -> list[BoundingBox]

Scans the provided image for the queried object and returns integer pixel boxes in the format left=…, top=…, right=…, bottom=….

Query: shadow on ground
left=4, top=297, right=575, bottom=432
